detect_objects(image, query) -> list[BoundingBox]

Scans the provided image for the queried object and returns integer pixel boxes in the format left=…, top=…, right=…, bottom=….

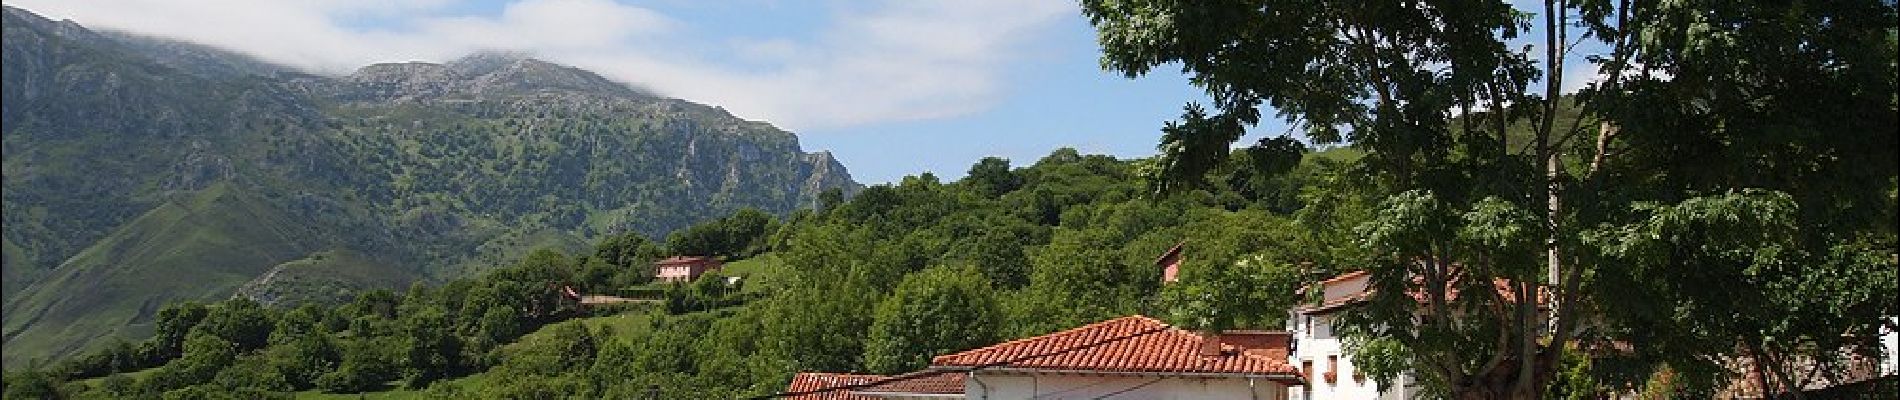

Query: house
left=653, top=256, right=723, bottom=283
left=932, top=315, right=1302, bottom=399
left=851, top=371, right=967, bottom=399
left=782, top=315, right=1303, bottom=399
left=1288, top=270, right=1419, bottom=400
left=784, top=372, right=887, bottom=400
left=1157, top=241, right=1186, bottom=283
left=1289, top=268, right=1563, bottom=400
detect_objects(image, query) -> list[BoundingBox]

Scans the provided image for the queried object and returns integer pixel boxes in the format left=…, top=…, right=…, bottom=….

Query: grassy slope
left=236, top=249, right=419, bottom=307
left=443, top=228, right=587, bottom=281
left=2, top=237, right=34, bottom=302
left=717, top=253, right=787, bottom=296
left=1, top=184, right=331, bottom=365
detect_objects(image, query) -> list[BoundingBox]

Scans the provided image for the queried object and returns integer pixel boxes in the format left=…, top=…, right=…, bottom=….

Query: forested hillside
left=0, top=5, right=858, bottom=366
left=2, top=147, right=1361, bottom=398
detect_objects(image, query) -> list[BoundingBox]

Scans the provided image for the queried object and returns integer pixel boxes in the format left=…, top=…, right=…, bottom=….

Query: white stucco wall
left=1883, top=317, right=1898, bottom=376
left=1291, top=313, right=1415, bottom=400
left=961, top=373, right=1289, bottom=400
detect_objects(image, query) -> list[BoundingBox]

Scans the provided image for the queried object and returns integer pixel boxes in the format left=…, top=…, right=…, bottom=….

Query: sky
left=4, top=0, right=1607, bottom=184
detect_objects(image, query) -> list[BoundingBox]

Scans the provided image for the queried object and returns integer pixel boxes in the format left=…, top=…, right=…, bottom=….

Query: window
left=1325, top=355, right=1338, bottom=384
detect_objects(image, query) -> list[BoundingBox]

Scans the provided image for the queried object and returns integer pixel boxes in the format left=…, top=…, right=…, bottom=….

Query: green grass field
left=717, top=253, right=787, bottom=296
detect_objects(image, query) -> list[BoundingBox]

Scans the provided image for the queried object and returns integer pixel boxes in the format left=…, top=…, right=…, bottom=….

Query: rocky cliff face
left=1, top=5, right=859, bottom=364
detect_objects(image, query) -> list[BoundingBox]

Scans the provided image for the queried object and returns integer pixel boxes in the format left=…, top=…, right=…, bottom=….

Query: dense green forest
left=1, top=147, right=1372, bottom=399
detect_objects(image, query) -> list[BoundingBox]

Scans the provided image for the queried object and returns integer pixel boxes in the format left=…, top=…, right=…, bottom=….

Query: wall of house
left=1884, top=317, right=1898, bottom=376
left=1290, top=313, right=1415, bottom=400
left=962, top=373, right=1287, bottom=400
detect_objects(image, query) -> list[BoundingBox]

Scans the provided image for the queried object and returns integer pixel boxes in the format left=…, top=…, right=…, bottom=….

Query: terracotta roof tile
left=655, top=256, right=719, bottom=265
left=852, top=370, right=965, bottom=395
left=1297, top=269, right=1549, bottom=315
left=929, top=315, right=1301, bottom=382
left=783, top=372, right=885, bottom=400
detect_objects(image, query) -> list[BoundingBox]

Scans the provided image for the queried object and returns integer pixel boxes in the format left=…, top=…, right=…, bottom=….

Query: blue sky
left=7, top=0, right=1603, bottom=184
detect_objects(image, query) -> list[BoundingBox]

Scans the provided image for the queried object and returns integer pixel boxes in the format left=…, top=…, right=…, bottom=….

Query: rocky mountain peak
left=343, top=53, right=649, bottom=102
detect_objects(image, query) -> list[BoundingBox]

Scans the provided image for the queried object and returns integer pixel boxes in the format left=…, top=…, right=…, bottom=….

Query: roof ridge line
left=929, top=315, right=1164, bottom=363
left=932, top=317, right=1174, bottom=370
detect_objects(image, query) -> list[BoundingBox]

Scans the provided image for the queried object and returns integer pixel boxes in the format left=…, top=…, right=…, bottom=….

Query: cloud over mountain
left=4, top=0, right=1071, bottom=130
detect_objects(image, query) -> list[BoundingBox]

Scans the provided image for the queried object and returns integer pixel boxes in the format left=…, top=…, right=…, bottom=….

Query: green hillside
left=2, top=238, right=35, bottom=302
left=233, top=249, right=419, bottom=308
left=20, top=145, right=1356, bottom=398
left=2, top=185, right=340, bottom=365
left=0, top=4, right=859, bottom=366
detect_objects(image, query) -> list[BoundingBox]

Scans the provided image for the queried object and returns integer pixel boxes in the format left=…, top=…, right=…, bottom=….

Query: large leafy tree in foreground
left=1084, top=0, right=1896, bottom=398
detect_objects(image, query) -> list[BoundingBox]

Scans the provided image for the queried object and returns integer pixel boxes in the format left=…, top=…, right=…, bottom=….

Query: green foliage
left=1586, top=190, right=1900, bottom=393
left=1546, top=345, right=1602, bottom=400
left=665, top=208, right=779, bottom=259
left=962, top=157, right=1024, bottom=198
left=397, top=306, right=460, bottom=388
left=3, top=369, right=66, bottom=400
left=1086, top=0, right=1896, bottom=396
left=189, top=299, right=275, bottom=354
left=44, top=146, right=1410, bottom=398
left=1160, top=253, right=1302, bottom=333
left=2, top=6, right=861, bottom=366
left=662, top=276, right=740, bottom=314
left=863, top=266, right=1000, bottom=374
left=581, top=232, right=663, bottom=291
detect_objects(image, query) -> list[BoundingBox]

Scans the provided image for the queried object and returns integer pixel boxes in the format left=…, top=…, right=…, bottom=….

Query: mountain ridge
left=1, top=5, right=860, bottom=365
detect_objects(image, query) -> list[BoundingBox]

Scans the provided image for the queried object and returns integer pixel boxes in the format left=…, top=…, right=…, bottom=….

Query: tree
left=140, top=302, right=210, bottom=364
left=263, top=334, right=338, bottom=390
left=963, top=157, right=1024, bottom=197
left=665, top=208, right=779, bottom=259
left=1160, top=253, right=1305, bottom=334
left=191, top=299, right=274, bottom=353
left=863, top=266, right=1001, bottom=374
left=942, top=230, right=1034, bottom=289
left=316, top=337, right=401, bottom=394
left=399, top=305, right=462, bottom=388
left=3, top=369, right=65, bottom=400
left=145, top=332, right=239, bottom=392
left=587, top=231, right=664, bottom=288
left=817, top=188, right=845, bottom=214
left=1084, top=0, right=1896, bottom=397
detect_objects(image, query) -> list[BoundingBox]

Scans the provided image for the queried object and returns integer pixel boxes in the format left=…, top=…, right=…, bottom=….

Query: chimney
left=1200, top=331, right=1224, bottom=357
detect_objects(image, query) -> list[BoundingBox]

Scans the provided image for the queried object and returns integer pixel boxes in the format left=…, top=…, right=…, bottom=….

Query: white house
left=785, top=315, right=1305, bottom=400
left=1287, top=270, right=1419, bottom=400
left=929, top=315, right=1303, bottom=399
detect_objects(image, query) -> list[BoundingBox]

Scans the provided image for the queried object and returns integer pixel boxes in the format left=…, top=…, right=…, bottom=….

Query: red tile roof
left=655, top=256, right=720, bottom=265
left=1296, top=269, right=1548, bottom=315
left=783, top=372, right=885, bottom=400
left=851, top=370, right=965, bottom=396
left=929, top=315, right=1302, bottom=383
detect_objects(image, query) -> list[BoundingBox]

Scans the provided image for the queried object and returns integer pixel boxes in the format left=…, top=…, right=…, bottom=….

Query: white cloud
left=0, top=0, right=1071, bottom=131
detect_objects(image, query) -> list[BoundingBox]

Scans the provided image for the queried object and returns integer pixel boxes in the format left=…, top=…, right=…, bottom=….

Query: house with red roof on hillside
left=653, top=255, right=723, bottom=283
